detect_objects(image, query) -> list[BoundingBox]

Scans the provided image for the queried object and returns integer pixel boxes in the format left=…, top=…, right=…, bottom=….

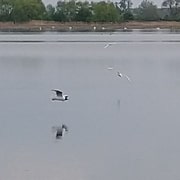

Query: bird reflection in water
left=52, top=124, right=68, bottom=140
left=117, top=99, right=121, bottom=111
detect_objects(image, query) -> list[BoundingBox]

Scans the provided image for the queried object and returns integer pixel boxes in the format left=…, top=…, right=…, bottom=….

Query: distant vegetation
left=0, top=0, right=180, bottom=22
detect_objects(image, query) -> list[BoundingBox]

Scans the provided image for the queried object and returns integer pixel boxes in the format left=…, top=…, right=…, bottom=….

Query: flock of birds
left=51, top=42, right=131, bottom=140
left=105, top=42, right=132, bottom=82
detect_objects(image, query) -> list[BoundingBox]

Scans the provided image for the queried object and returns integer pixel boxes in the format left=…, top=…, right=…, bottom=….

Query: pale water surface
left=0, top=31, right=180, bottom=180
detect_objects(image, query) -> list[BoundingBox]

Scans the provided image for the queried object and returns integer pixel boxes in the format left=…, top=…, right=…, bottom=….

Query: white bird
left=104, top=43, right=111, bottom=48
left=104, top=42, right=116, bottom=48
left=117, top=71, right=131, bottom=82
left=51, top=89, right=69, bottom=101
left=52, top=124, right=68, bottom=139
left=107, top=67, right=114, bottom=70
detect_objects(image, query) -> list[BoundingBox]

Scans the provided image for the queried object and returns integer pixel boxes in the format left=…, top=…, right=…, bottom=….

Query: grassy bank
left=0, top=20, right=180, bottom=32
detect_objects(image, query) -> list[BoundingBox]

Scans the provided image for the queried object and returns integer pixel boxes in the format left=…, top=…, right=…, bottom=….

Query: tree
left=136, top=0, right=159, bottom=20
left=46, top=4, right=55, bottom=20
left=75, top=1, right=92, bottom=22
left=116, top=0, right=134, bottom=20
left=65, top=0, right=77, bottom=21
left=92, top=1, right=120, bottom=22
left=118, top=0, right=132, bottom=11
left=54, top=0, right=77, bottom=22
left=54, top=1, right=66, bottom=21
left=11, top=0, right=46, bottom=22
left=0, top=0, right=13, bottom=21
left=162, top=0, right=180, bottom=19
left=123, top=11, right=134, bottom=20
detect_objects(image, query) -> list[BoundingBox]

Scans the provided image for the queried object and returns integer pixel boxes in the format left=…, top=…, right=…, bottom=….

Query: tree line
left=0, top=0, right=180, bottom=22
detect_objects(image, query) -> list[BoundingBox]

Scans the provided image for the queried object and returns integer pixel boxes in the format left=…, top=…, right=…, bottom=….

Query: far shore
left=0, top=20, right=180, bottom=32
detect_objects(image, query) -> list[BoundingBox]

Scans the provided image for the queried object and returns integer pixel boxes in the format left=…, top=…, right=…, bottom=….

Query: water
left=0, top=31, right=180, bottom=180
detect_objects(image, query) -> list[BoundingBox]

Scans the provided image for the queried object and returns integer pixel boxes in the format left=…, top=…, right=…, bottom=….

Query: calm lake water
left=0, top=31, right=180, bottom=180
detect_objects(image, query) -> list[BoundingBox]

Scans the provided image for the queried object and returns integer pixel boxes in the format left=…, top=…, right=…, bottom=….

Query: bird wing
left=62, top=124, right=68, bottom=131
left=52, top=89, right=63, bottom=97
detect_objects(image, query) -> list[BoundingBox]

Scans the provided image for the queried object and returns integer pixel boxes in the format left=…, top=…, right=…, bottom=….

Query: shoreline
left=0, top=20, right=180, bottom=32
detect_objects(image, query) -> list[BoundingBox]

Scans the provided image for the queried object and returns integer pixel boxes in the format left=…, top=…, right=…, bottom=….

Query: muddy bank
left=0, top=20, right=180, bottom=32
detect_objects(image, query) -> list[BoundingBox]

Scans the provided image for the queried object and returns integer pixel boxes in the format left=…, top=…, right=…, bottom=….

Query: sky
left=42, top=0, right=162, bottom=8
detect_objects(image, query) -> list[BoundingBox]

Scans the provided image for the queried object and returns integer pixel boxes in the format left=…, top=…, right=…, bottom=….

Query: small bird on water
left=51, top=89, right=69, bottom=101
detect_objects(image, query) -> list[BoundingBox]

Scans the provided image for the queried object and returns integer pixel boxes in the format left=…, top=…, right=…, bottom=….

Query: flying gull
left=117, top=71, right=123, bottom=77
left=51, top=89, right=69, bottom=101
left=104, top=42, right=116, bottom=48
left=117, top=71, right=131, bottom=82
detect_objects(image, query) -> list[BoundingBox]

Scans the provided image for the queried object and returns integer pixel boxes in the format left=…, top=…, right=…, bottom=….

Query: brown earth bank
left=0, top=20, right=180, bottom=32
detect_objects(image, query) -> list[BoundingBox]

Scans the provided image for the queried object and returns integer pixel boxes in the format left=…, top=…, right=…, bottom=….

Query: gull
left=107, top=67, right=114, bottom=70
left=52, top=124, right=68, bottom=139
left=51, top=89, right=69, bottom=101
left=117, top=71, right=131, bottom=82
left=117, top=71, right=123, bottom=77
left=104, top=42, right=116, bottom=48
